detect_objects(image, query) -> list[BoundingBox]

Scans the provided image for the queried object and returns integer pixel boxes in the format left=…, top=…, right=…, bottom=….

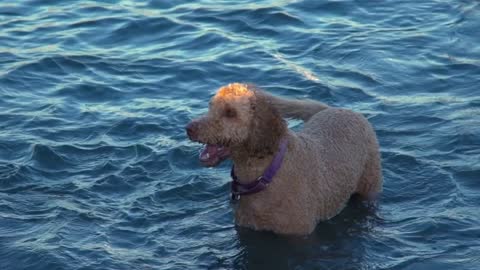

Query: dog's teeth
left=205, top=153, right=210, bottom=159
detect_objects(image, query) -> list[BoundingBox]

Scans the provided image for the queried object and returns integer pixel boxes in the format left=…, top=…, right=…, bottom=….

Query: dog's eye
left=225, top=107, right=237, bottom=118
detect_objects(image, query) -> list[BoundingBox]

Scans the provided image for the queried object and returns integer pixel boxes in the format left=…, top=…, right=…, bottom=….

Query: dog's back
left=269, top=94, right=383, bottom=204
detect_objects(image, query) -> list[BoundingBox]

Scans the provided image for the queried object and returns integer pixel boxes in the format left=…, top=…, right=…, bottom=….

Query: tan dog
left=186, top=83, right=382, bottom=235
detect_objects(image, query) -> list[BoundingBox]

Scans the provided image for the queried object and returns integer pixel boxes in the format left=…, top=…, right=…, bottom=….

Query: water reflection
left=233, top=196, right=381, bottom=270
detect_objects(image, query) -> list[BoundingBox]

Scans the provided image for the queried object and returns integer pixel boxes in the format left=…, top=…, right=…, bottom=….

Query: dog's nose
left=186, top=121, right=199, bottom=140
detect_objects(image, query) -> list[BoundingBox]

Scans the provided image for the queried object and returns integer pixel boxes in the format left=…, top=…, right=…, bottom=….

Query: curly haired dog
left=186, top=83, right=382, bottom=235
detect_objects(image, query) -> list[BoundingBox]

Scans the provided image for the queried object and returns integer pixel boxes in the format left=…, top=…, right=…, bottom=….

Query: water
left=1, top=0, right=479, bottom=269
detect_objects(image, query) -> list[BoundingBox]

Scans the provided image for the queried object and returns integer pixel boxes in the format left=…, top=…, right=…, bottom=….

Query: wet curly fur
left=188, top=83, right=383, bottom=235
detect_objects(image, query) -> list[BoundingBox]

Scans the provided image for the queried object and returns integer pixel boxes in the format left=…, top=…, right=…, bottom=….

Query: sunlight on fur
left=215, top=83, right=254, bottom=99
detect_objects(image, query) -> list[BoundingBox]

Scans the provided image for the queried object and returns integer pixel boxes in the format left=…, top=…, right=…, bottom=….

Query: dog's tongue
left=199, top=144, right=230, bottom=166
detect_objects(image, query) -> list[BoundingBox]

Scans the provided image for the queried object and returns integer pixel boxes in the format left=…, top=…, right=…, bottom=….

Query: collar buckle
left=256, top=175, right=267, bottom=184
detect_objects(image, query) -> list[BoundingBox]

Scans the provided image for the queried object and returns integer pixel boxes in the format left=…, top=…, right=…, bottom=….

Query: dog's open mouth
left=199, top=144, right=230, bottom=167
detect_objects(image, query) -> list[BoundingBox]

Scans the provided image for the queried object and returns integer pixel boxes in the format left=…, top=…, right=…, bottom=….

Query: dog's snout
left=186, top=121, right=199, bottom=140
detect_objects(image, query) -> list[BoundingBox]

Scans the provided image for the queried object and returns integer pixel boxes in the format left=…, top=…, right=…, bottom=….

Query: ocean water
left=1, top=0, right=479, bottom=269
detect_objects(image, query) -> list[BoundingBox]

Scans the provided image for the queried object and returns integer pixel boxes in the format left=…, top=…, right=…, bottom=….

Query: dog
left=186, top=83, right=382, bottom=235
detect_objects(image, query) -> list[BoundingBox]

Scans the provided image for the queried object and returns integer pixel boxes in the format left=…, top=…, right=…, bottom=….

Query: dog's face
left=186, top=84, right=255, bottom=166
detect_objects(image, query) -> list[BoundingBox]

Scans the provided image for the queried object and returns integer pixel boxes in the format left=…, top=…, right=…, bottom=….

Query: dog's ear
left=244, top=92, right=286, bottom=157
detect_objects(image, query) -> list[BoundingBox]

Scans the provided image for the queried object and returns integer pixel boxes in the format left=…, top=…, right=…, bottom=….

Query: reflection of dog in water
left=234, top=196, right=378, bottom=269
left=187, top=83, right=382, bottom=234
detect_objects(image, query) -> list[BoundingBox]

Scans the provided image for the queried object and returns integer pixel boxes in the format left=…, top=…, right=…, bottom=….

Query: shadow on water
left=232, top=196, right=381, bottom=270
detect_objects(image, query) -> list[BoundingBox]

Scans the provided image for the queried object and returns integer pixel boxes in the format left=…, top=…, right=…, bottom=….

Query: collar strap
left=231, top=137, right=288, bottom=200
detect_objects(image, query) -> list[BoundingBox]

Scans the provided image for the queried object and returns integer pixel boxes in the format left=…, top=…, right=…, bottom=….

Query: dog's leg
left=356, top=148, right=383, bottom=200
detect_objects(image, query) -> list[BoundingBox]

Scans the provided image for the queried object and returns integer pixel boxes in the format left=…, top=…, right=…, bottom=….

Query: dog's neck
left=230, top=134, right=289, bottom=184
left=230, top=151, right=276, bottom=184
left=230, top=93, right=289, bottom=184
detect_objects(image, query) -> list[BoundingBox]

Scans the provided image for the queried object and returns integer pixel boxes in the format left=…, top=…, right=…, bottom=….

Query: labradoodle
left=186, top=83, right=382, bottom=235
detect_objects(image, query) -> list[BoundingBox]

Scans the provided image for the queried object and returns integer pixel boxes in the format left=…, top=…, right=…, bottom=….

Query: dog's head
left=186, top=83, right=286, bottom=166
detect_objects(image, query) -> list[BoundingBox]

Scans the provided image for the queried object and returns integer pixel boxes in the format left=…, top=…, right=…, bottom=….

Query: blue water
left=1, top=0, right=479, bottom=269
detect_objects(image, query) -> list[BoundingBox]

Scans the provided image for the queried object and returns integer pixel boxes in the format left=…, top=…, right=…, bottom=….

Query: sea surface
left=1, top=0, right=479, bottom=269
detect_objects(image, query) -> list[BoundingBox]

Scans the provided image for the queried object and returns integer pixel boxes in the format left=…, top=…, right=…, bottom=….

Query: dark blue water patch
left=201, top=6, right=306, bottom=34
left=0, top=163, right=26, bottom=191
left=172, top=32, right=234, bottom=55
left=381, top=151, right=460, bottom=208
left=2, top=55, right=98, bottom=94
left=106, top=227, right=153, bottom=250
left=167, top=145, right=203, bottom=173
left=289, top=0, right=357, bottom=18
left=54, top=144, right=153, bottom=173
left=331, top=86, right=374, bottom=105
left=0, top=2, right=38, bottom=17
left=262, top=83, right=332, bottom=102
left=0, top=112, right=32, bottom=129
left=0, top=246, right=66, bottom=270
left=118, top=165, right=151, bottom=182
left=30, top=144, right=74, bottom=170
left=426, top=54, right=480, bottom=80
left=24, top=124, right=105, bottom=145
left=69, top=16, right=126, bottom=30
left=91, top=174, right=135, bottom=197
left=154, top=174, right=227, bottom=204
left=106, top=119, right=171, bottom=142
left=262, top=10, right=305, bottom=28
left=146, top=0, right=194, bottom=10
left=54, top=83, right=126, bottom=103
left=179, top=7, right=284, bottom=37
left=128, top=152, right=170, bottom=177
left=80, top=16, right=198, bottom=49
left=452, top=169, right=480, bottom=192
left=438, top=130, right=480, bottom=154
left=0, top=52, right=24, bottom=67
left=21, top=116, right=73, bottom=133
left=0, top=69, right=59, bottom=95
left=87, top=57, right=178, bottom=86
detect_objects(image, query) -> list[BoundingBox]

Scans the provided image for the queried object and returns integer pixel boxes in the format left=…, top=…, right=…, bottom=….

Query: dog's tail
left=266, top=93, right=329, bottom=121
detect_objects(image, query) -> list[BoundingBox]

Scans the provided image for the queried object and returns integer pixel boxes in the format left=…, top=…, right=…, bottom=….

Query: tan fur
left=193, top=83, right=382, bottom=235
left=264, top=91, right=329, bottom=121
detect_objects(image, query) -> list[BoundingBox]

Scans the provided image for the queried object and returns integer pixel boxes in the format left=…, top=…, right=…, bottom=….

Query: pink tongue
left=199, top=144, right=219, bottom=162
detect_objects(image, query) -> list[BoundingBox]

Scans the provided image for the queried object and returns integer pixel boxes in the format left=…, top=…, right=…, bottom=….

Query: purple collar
left=231, top=138, right=288, bottom=201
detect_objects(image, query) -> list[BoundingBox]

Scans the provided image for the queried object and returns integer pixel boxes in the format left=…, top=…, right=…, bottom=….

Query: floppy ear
left=244, top=92, right=287, bottom=157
